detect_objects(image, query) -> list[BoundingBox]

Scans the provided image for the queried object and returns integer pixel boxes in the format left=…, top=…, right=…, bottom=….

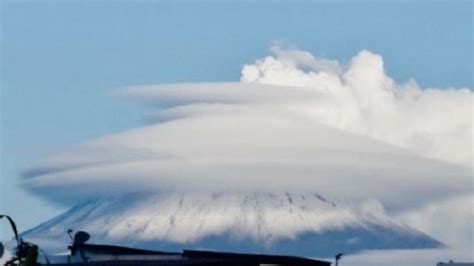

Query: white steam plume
left=241, top=47, right=473, bottom=167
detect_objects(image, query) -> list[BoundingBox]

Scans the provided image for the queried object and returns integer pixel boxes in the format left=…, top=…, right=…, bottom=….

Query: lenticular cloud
left=23, top=47, right=472, bottom=211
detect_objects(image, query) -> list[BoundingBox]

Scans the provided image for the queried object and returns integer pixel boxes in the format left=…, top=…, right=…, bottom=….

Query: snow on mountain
left=22, top=192, right=442, bottom=258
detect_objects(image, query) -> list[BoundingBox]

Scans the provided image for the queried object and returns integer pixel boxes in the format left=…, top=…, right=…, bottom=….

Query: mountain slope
left=22, top=192, right=442, bottom=258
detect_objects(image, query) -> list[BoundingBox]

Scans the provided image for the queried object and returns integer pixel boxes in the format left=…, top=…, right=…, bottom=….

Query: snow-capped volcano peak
left=22, top=192, right=441, bottom=257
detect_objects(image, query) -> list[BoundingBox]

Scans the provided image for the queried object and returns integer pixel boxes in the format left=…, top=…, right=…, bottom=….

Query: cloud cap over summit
left=24, top=48, right=472, bottom=205
left=22, top=47, right=473, bottom=249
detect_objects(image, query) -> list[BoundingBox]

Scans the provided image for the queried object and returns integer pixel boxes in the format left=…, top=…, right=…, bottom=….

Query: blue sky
left=1, top=1, right=472, bottom=234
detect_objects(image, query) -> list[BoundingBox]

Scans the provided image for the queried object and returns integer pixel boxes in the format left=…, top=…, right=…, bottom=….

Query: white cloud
left=396, top=194, right=474, bottom=249
left=22, top=46, right=473, bottom=250
left=241, top=47, right=473, bottom=167
left=22, top=107, right=471, bottom=211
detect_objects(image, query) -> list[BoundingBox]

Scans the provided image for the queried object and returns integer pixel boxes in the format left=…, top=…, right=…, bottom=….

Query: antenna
left=335, top=253, right=343, bottom=266
left=67, top=229, right=74, bottom=242
left=0, top=215, right=21, bottom=247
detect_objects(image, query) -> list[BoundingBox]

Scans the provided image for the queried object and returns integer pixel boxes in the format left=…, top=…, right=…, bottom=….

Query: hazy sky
left=1, top=0, right=472, bottom=236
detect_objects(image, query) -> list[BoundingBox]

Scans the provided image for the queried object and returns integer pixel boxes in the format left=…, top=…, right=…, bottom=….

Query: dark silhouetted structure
left=1, top=217, right=330, bottom=266
left=46, top=241, right=330, bottom=266
left=437, top=261, right=474, bottom=266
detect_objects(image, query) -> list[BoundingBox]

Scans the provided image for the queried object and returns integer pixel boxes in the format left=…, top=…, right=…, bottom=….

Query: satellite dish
left=0, top=241, right=4, bottom=258
left=73, top=231, right=90, bottom=246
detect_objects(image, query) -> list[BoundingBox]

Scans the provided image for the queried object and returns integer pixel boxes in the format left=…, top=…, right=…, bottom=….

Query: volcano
left=22, top=191, right=442, bottom=258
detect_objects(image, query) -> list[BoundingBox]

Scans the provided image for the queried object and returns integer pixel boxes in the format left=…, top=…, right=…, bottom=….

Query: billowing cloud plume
left=241, top=47, right=472, bottom=167
left=22, top=47, right=473, bottom=249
